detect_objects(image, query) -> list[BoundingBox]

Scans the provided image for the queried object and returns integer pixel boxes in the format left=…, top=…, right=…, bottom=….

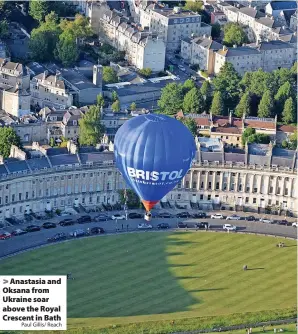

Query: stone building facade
left=0, top=139, right=296, bottom=225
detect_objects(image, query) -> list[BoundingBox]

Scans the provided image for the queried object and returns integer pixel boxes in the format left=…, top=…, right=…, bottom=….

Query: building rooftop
left=256, top=40, right=295, bottom=50
left=193, top=37, right=223, bottom=50
left=217, top=46, right=261, bottom=57
left=239, top=6, right=265, bottom=19
left=244, top=117, right=276, bottom=130
left=151, top=6, right=200, bottom=18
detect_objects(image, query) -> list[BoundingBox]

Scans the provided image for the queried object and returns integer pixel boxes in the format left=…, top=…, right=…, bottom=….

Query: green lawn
left=0, top=232, right=296, bottom=333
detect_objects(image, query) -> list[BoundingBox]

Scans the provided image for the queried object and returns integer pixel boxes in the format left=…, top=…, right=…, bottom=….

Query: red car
left=0, top=232, right=12, bottom=240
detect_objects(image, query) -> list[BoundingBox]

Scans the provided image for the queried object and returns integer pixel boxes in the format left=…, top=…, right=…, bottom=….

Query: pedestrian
left=249, top=328, right=252, bottom=334
left=122, top=224, right=123, bottom=230
left=274, top=328, right=277, bottom=334
left=127, top=224, right=129, bottom=231
left=74, top=231, right=77, bottom=238
left=262, top=325, right=265, bottom=332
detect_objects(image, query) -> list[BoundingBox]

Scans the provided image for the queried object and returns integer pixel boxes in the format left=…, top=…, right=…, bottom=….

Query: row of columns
left=182, top=170, right=294, bottom=197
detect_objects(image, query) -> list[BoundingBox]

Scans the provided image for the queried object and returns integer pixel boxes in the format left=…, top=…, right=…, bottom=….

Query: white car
left=111, top=214, right=126, bottom=220
left=292, top=222, right=298, bottom=227
left=211, top=213, right=224, bottom=219
left=226, top=214, right=241, bottom=221
left=138, top=223, right=153, bottom=229
left=223, top=224, right=237, bottom=231
left=259, top=218, right=273, bottom=224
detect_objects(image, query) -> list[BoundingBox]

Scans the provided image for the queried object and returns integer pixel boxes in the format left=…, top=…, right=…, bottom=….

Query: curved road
left=0, top=215, right=296, bottom=259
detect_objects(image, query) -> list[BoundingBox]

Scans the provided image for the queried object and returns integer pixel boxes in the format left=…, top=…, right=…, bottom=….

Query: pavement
left=0, top=209, right=296, bottom=259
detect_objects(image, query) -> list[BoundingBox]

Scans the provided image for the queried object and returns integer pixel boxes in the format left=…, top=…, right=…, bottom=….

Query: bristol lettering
left=127, top=167, right=183, bottom=182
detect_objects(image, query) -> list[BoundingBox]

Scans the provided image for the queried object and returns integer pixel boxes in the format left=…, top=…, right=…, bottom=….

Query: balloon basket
left=144, top=212, right=152, bottom=222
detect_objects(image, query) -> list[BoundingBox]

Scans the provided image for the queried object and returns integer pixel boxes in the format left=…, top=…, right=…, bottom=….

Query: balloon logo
left=114, top=114, right=196, bottom=212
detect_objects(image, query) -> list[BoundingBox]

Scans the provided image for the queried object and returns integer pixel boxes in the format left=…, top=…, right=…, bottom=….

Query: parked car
left=128, top=212, right=143, bottom=219
left=277, top=219, right=291, bottom=226
left=69, top=229, right=85, bottom=238
left=138, top=223, right=153, bottom=229
left=292, top=222, right=298, bottom=227
left=158, top=212, right=172, bottom=218
left=259, top=218, right=273, bottom=224
left=223, top=224, right=237, bottom=231
left=0, top=232, right=12, bottom=240
left=226, top=214, right=241, bottom=221
left=59, top=219, right=75, bottom=226
left=111, top=214, right=126, bottom=220
left=177, top=222, right=188, bottom=228
left=77, top=215, right=91, bottom=224
left=47, top=233, right=67, bottom=242
left=245, top=216, right=256, bottom=221
left=195, top=222, right=209, bottom=229
left=157, top=223, right=170, bottom=229
left=211, top=213, right=224, bottom=219
left=176, top=212, right=191, bottom=218
left=90, top=227, right=105, bottom=234
left=94, top=214, right=110, bottom=221
left=42, top=222, right=57, bottom=229
left=11, top=229, right=27, bottom=236
left=26, top=225, right=41, bottom=232
left=192, top=212, right=207, bottom=218
left=178, top=65, right=185, bottom=71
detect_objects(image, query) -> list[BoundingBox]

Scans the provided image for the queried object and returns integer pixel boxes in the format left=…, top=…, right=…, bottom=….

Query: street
left=0, top=210, right=296, bottom=258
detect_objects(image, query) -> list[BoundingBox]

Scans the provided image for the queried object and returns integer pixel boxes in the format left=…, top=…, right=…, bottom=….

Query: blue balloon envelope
left=114, top=114, right=196, bottom=211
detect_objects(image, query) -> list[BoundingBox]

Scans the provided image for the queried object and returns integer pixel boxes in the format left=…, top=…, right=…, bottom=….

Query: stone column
left=219, top=172, right=224, bottom=191
left=227, top=171, right=231, bottom=191
left=204, top=172, right=209, bottom=190
left=212, top=172, right=216, bottom=190
left=190, top=171, right=194, bottom=189
left=196, top=171, right=201, bottom=191
left=235, top=173, right=239, bottom=192
left=243, top=173, right=247, bottom=192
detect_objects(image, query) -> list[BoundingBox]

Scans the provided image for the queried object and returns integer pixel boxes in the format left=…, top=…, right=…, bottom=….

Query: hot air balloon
left=114, top=114, right=196, bottom=221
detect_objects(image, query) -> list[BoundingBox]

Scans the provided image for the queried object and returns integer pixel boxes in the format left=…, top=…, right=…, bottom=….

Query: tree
left=247, top=133, right=271, bottom=144
left=212, top=62, right=241, bottom=110
left=111, top=100, right=120, bottom=112
left=258, top=90, right=273, bottom=118
left=158, top=82, right=184, bottom=115
left=183, top=79, right=196, bottom=94
left=288, top=131, right=298, bottom=150
left=139, top=68, right=152, bottom=78
left=111, top=90, right=118, bottom=102
left=29, top=0, right=51, bottom=22
left=59, top=14, right=93, bottom=42
left=96, top=94, right=105, bottom=108
left=49, top=137, right=55, bottom=147
left=184, top=0, right=203, bottom=12
left=118, top=189, right=140, bottom=208
left=223, top=23, right=248, bottom=46
left=179, top=117, right=197, bottom=136
left=248, top=69, right=274, bottom=98
left=0, top=127, right=21, bottom=158
left=210, top=91, right=223, bottom=115
left=282, top=97, right=296, bottom=124
left=29, top=12, right=60, bottom=62
left=183, top=87, right=204, bottom=113
left=290, top=62, right=297, bottom=81
left=200, top=80, right=213, bottom=111
left=130, top=102, right=137, bottom=111
left=103, top=67, right=118, bottom=84
left=235, top=92, right=251, bottom=118
left=273, top=67, right=294, bottom=88
left=79, top=105, right=105, bottom=146
left=274, top=81, right=293, bottom=115
left=55, top=34, right=78, bottom=67
left=242, top=127, right=255, bottom=146
left=211, top=23, right=221, bottom=39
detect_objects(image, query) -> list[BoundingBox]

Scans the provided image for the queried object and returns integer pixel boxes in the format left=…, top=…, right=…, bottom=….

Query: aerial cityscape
left=0, top=0, right=296, bottom=333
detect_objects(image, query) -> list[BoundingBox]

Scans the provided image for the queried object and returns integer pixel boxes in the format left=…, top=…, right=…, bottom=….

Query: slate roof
left=47, top=148, right=68, bottom=156
left=5, top=161, right=29, bottom=173
left=27, top=157, right=51, bottom=170
left=277, top=124, right=296, bottom=133
left=49, top=154, right=79, bottom=166
left=224, top=152, right=245, bottom=163
left=79, top=152, right=115, bottom=164
left=0, top=165, right=7, bottom=175
left=217, top=46, right=261, bottom=57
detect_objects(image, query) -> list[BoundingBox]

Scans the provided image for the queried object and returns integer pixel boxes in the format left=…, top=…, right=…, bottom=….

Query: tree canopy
left=212, top=62, right=241, bottom=110
left=211, top=23, right=221, bottom=38
left=29, top=0, right=51, bottom=22
left=139, top=68, right=152, bottom=78
left=179, top=117, right=197, bottom=137
left=258, top=90, right=273, bottom=118
left=184, top=0, right=203, bottom=12
left=235, top=92, right=251, bottom=118
left=79, top=105, right=105, bottom=146
left=223, top=23, right=248, bottom=46
left=111, top=100, right=120, bottom=112
left=183, top=79, right=196, bottom=94
left=158, top=82, right=184, bottom=115
left=282, top=97, right=296, bottom=124
left=103, top=67, right=118, bottom=84
left=55, top=33, right=79, bottom=66
left=0, top=127, right=21, bottom=158
left=200, top=81, right=213, bottom=111
left=210, top=91, right=224, bottom=115
left=183, top=87, right=204, bottom=113
left=118, top=189, right=140, bottom=208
